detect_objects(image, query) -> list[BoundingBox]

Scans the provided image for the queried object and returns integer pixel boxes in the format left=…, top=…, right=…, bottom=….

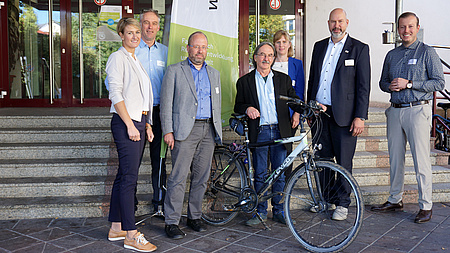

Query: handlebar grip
left=279, top=95, right=304, bottom=105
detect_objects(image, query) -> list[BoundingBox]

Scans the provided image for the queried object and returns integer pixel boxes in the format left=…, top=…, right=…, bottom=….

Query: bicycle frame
left=252, top=132, right=309, bottom=199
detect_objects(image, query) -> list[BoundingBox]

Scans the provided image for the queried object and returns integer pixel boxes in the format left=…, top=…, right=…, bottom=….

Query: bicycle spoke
left=202, top=149, right=245, bottom=225
left=284, top=161, right=364, bottom=252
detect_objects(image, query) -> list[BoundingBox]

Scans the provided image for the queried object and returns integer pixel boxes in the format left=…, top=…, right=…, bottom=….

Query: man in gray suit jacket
left=160, top=31, right=222, bottom=239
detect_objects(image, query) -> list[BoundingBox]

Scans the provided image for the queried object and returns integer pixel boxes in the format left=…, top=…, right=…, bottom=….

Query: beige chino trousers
left=385, top=103, right=433, bottom=210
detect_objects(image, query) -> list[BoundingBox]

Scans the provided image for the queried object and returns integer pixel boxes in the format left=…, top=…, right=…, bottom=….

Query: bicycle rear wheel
left=202, top=149, right=245, bottom=225
left=284, top=161, right=364, bottom=253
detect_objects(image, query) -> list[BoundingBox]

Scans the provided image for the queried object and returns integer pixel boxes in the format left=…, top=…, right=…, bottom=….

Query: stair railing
left=432, top=46, right=450, bottom=141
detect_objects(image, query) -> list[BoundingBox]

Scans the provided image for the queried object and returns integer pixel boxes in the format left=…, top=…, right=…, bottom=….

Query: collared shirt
left=379, top=40, right=445, bottom=104
left=316, top=34, right=349, bottom=106
left=255, top=70, right=278, bottom=125
left=128, top=52, right=151, bottom=112
left=135, top=39, right=168, bottom=106
left=188, top=58, right=212, bottom=119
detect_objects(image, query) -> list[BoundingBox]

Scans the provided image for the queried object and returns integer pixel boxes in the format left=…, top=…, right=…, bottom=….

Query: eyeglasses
left=189, top=45, right=208, bottom=50
left=256, top=53, right=274, bottom=58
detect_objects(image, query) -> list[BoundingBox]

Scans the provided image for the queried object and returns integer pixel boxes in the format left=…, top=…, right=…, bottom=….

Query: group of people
left=104, top=7, right=445, bottom=253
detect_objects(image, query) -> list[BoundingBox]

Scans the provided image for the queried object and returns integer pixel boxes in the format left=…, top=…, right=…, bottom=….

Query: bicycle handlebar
left=278, top=95, right=326, bottom=117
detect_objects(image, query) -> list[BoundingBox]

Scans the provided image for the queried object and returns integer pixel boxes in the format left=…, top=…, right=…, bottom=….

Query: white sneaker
left=310, top=203, right=336, bottom=213
left=332, top=206, right=348, bottom=221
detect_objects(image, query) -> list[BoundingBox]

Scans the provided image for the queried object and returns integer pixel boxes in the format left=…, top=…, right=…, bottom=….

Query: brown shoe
left=124, top=232, right=157, bottom=252
left=414, top=209, right=432, bottom=223
left=371, top=201, right=403, bottom=212
left=108, top=229, right=127, bottom=241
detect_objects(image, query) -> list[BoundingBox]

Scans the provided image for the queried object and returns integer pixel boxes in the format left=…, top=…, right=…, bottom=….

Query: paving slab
left=0, top=203, right=448, bottom=252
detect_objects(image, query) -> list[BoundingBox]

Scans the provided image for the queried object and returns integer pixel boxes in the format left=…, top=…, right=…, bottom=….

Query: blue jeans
left=252, top=125, right=287, bottom=215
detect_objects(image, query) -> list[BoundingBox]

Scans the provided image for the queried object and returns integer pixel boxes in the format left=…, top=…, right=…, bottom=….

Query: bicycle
left=202, top=96, right=364, bottom=253
left=434, top=102, right=450, bottom=152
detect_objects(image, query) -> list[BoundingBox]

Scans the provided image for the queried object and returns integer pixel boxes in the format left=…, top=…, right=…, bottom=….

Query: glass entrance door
left=7, top=0, right=61, bottom=103
left=71, top=0, right=122, bottom=103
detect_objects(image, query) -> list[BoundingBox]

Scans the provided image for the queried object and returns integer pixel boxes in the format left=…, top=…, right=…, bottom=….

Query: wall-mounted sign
left=94, top=0, right=107, bottom=6
left=269, top=0, right=281, bottom=10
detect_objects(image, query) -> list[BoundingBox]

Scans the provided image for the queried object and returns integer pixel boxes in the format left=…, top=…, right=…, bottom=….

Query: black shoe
left=414, top=209, right=432, bottom=223
left=187, top=218, right=207, bottom=232
left=165, top=224, right=185, bottom=239
left=371, top=201, right=403, bottom=212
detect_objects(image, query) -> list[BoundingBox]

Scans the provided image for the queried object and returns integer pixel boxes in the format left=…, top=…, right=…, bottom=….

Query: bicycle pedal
left=223, top=204, right=236, bottom=211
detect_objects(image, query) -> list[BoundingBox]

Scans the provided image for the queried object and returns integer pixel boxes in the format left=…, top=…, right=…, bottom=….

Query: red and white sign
left=269, top=0, right=281, bottom=10
left=94, top=0, right=107, bottom=6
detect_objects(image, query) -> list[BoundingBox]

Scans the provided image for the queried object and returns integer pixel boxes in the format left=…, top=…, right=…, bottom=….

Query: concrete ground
left=0, top=203, right=448, bottom=253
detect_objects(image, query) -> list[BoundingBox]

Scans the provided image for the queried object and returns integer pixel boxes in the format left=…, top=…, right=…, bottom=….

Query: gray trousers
left=164, top=121, right=215, bottom=225
left=385, top=103, right=433, bottom=210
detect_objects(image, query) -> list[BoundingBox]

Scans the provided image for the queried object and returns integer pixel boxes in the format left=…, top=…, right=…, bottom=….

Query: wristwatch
left=406, top=80, right=413, bottom=89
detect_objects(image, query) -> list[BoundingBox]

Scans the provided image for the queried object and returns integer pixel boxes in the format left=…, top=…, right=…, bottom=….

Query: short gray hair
left=139, top=9, right=161, bottom=23
left=252, top=42, right=276, bottom=68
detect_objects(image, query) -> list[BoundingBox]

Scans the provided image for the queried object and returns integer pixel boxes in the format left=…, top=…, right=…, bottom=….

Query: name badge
left=345, top=59, right=355, bottom=66
left=157, top=60, right=165, bottom=67
left=408, top=59, right=417, bottom=65
left=215, top=87, right=220, bottom=94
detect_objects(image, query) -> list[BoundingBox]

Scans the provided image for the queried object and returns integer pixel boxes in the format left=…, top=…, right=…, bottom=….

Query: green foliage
left=248, top=14, right=285, bottom=65
left=71, top=12, right=121, bottom=98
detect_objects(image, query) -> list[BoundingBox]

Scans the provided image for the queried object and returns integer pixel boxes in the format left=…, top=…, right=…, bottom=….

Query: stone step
left=0, top=194, right=153, bottom=220
left=1, top=182, right=448, bottom=220
left=0, top=175, right=154, bottom=198
left=361, top=182, right=450, bottom=205
left=360, top=122, right=387, bottom=137
left=0, top=142, right=174, bottom=160
left=0, top=158, right=161, bottom=178
left=352, top=149, right=449, bottom=168
left=0, top=142, right=115, bottom=159
left=353, top=165, right=450, bottom=187
left=0, top=128, right=112, bottom=143
left=0, top=115, right=111, bottom=128
left=365, top=109, right=386, bottom=123
left=356, top=136, right=390, bottom=152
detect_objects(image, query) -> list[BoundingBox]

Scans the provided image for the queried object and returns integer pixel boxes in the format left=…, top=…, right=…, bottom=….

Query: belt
left=392, top=100, right=428, bottom=108
left=260, top=124, right=279, bottom=129
left=142, top=111, right=148, bottom=115
left=195, top=118, right=212, bottom=123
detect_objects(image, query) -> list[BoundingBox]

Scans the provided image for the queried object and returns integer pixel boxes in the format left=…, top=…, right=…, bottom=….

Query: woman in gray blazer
left=105, top=18, right=156, bottom=252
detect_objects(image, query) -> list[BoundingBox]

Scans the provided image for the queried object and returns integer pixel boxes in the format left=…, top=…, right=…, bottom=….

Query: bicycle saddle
left=437, top=103, right=450, bottom=110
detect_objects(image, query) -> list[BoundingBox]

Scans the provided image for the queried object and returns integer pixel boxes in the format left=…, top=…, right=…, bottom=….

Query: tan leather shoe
left=124, top=232, right=157, bottom=252
left=108, top=229, right=127, bottom=241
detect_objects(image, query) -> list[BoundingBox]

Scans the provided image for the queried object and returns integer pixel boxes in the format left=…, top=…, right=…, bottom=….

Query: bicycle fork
left=306, top=158, right=328, bottom=212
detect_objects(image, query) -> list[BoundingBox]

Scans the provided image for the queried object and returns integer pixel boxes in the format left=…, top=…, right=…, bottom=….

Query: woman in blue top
left=272, top=30, right=305, bottom=176
left=272, top=30, right=305, bottom=101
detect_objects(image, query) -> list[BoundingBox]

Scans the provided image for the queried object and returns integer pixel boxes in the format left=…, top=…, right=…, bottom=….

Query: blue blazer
left=307, top=36, right=371, bottom=127
left=288, top=57, right=305, bottom=101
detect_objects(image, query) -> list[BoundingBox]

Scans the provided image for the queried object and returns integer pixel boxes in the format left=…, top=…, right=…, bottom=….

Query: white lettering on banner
left=209, top=0, right=218, bottom=10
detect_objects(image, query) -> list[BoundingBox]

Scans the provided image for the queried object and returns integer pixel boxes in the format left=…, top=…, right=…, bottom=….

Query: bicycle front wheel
left=202, top=149, right=245, bottom=226
left=284, top=161, right=364, bottom=253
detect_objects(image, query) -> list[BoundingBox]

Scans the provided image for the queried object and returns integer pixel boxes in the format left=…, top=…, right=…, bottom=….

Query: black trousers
left=311, top=107, right=357, bottom=208
left=134, top=106, right=167, bottom=210
left=149, top=105, right=166, bottom=206
left=109, top=113, right=146, bottom=230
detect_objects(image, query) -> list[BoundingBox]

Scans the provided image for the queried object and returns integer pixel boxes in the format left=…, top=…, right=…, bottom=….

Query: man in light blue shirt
left=135, top=9, right=168, bottom=214
left=234, top=42, right=300, bottom=226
